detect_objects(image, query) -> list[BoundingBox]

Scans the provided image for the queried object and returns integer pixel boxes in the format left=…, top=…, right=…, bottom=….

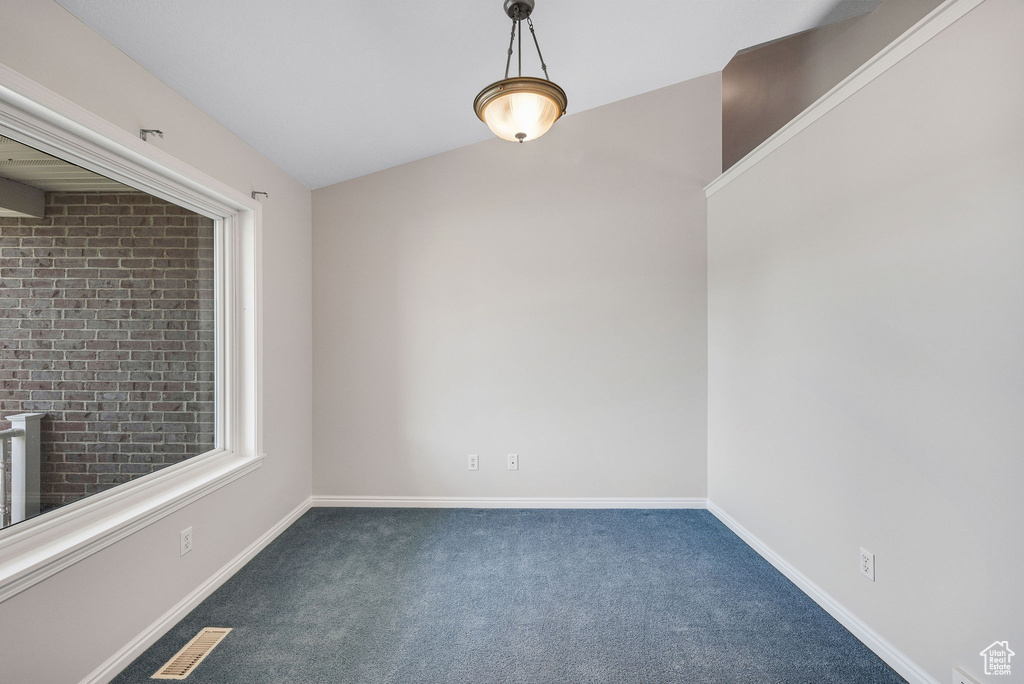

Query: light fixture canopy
left=473, top=0, right=567, bottom=143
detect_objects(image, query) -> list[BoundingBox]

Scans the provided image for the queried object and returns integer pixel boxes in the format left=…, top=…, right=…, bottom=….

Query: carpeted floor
left=113, top=508, right=906, bottom=683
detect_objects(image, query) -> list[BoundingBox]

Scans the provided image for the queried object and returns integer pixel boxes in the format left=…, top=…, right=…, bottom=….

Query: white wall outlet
left=953, top=667, right=981, bottom=684
left=507, top=453, right=519, bottom=471
left=468, top=454, right=479, bottom=471
left=859, top=547, right=875, bottom=581
left=180, top=527, right=193, bottom=556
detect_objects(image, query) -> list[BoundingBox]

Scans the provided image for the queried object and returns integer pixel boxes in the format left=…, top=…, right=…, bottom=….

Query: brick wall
left=0, top=192, right=215, bottom=514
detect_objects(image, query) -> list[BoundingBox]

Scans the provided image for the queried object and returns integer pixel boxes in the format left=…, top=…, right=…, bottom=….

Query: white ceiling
left=54, top=0, right=882, bottom=190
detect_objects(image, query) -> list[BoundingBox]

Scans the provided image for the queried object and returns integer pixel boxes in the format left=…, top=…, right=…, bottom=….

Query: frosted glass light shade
left=474, top=77, right=567, bottom=143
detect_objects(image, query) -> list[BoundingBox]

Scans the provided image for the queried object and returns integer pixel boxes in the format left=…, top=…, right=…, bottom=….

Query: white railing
left=0, top=413, right=44, bottom=528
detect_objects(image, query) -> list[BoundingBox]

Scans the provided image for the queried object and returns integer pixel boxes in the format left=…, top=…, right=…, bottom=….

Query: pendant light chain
left=526, top=17, right=550, bottom=81
left=504, top=16, right=517, bottom=79
left=501, top=6, right=551, bottom=81
left=517, top=18, right=523, bottom=76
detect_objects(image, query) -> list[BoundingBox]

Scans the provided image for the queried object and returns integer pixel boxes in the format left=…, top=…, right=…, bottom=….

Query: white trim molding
left=706, top=501, right=940, bottom=684
left=0, top=63, right=264, bottom=602
left=77, top=496, right=938, bottom=683
left=704, top=0, right=986, bottom=198
left=312, top=496, right=707, bottom=509
left=79, top=497, right=312, bottom=684
left=0, top=454, right=263, bottom=605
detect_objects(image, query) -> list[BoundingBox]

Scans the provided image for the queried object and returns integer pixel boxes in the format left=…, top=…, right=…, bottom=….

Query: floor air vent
left=152, top=627, right=232, bottom=680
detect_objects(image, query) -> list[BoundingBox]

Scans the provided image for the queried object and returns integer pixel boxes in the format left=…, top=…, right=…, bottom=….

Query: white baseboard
left=80, top=497, right=312, bottom=684
left=312, top=495, right=707, bottom=509
left=706, top=500, right=939, bottom=684
left=80, top=495, right=934, bottom=683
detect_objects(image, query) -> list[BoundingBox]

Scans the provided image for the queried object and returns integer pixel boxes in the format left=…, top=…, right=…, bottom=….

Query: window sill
left=0, top=450, right=263, bottom=603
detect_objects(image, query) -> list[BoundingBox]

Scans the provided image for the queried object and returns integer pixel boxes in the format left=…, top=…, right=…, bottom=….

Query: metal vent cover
left=0, top=158, right=67, bottom=167
left=152, top=627, right=232, bottom=680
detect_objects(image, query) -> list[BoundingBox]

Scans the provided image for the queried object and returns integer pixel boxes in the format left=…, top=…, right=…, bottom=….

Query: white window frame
left=0, top=64, right=263, bottom=602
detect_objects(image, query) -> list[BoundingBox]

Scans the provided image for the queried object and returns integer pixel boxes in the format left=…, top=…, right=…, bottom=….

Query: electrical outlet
left=180, top=527, right=193, bottom=556
left=859, top=547, right=874, bottom=581
left=468, top=454, right=479, bottom=471
left=953, top=667, right=980, bottom=684
left=507, top=453, right=519, bottom=471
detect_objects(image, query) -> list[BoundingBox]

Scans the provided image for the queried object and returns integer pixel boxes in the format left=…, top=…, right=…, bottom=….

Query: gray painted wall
left=722, top=0, right=942, bottom=171
left=312, top=75, right=720, bottom=500
left=709, top=1, right=1024, bottom=680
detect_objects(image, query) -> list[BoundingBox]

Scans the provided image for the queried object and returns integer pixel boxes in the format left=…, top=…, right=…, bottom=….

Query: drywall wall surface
left=0, top=2, right=313, bottom=682
left=722, top=0, right=942, bottom=171
left=313, top=74, right=720, bottom=499
left=708, top=1, right=1023, bottom=680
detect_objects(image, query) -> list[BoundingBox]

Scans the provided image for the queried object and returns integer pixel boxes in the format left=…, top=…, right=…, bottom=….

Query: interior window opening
left=0, top=134, right=216, bottom=528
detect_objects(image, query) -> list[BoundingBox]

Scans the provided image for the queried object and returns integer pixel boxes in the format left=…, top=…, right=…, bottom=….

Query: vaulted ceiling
left=55, top=0, right=882, bottom=189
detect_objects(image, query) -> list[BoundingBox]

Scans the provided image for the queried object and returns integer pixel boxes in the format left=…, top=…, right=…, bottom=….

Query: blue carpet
left=112, top=509, right=905, bottom=683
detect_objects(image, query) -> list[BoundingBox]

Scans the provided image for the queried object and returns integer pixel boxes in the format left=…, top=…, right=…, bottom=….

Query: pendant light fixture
left=474, top=0, right=567, bottom=143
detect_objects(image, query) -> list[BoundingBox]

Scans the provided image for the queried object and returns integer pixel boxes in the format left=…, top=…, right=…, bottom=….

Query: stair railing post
left=1, top=436, right=8, bottom=527
left=8, top=413, right=44, bottom=524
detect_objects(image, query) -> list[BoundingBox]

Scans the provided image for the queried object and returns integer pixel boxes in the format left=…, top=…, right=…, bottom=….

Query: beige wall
left=6, top=0, right=1013, bottom=681
left=708, top=0, right=1023, bottom=680
left=0, top=2, right=313, bottom=682
left=312, top=74, right=720, bottom=500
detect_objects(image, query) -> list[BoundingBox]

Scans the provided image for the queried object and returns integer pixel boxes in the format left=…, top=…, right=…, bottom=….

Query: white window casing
left=0, top=63, right=264, bottom=603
